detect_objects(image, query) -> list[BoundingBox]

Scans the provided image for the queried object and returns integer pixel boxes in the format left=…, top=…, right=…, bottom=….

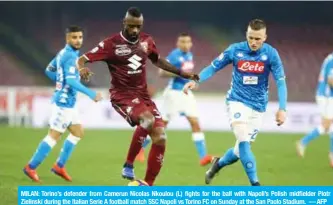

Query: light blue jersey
left=46, top=45, right=81, bottom=108
left=167, top=48, right=194, bottom=90
left=316, top=53, right=333, bottom=97
left=199, top=41, right=287, bottom=112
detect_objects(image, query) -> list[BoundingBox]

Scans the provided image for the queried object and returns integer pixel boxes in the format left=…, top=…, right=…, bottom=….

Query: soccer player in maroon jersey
left=76, top=7, right=199, bottom=186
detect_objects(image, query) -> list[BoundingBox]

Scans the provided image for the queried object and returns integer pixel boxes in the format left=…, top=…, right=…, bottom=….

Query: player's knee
left=140, top=112, right=155, bottom=130
left=68, top=125, right=84, bottom=138
left=74, top=128, right=84, bottom=138
left=48, top=129, right=62, bottom=141
left=321, top=120, right=331, bottom=133
left=151, top=127, right=167, bottom=146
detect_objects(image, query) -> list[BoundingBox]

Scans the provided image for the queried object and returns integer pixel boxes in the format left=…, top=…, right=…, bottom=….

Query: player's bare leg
left=187, top=116, right=212, bottom=166
left=51, top=124, right=83, bottom=182
left=23, top=129, right=62, bottom=183
left=297, top=118, right=330, bottom=158
left=144, top=126, right=166, bottom=186
left=122, top=111, right=153, bottom=180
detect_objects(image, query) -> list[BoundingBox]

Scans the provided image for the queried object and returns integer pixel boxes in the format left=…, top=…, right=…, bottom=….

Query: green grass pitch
left=1, top=126, right=332, bottom=204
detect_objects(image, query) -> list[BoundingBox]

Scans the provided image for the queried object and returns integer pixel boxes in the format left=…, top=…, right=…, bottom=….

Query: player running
left=297, top=53, right=333, bottom=166
left=23, top=26, right=102, bottom=182
left=183, top=19, right=287, bottom=186
left=137, top=33, right=212, bottom=166
left=76, top=7, right=199, bottom=186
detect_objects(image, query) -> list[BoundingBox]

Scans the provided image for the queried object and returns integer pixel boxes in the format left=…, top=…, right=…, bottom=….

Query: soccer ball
left=128, top=179, right=149, bottom=186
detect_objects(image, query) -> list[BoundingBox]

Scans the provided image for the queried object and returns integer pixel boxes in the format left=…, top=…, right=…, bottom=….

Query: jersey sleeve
left=46, top=58, right=57, bottom=72
left=63, top=55, right=78, bottom=79
left=323, top=55, right=333, bottom=80
left=270, top=48, right=286, bottom=81
left=83, top=39, right=113, bottom=62
left=270, top=48, right=287, bottom=111
left=210, top=45, right=234, bottom=71
left=148, top=38, right=160, bottom=63
left=44, top=57, right=57, bottom=82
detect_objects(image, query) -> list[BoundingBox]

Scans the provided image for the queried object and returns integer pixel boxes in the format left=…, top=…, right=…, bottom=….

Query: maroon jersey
left=84, top=32, right=159, bottom=97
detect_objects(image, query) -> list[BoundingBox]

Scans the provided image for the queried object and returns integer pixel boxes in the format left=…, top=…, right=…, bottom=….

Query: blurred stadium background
left=1, top=2, right=333, bottom=202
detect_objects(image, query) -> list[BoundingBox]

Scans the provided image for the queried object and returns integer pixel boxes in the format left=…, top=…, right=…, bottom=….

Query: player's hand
left=183, top=81, right=198, bottom=95
left=94, top=92, right=103, bottom=102
left=276, top=109, right=286, bottom=126
left=79, top=67, right=94, bottom=82
left=180, top=72, right=200, bottom=82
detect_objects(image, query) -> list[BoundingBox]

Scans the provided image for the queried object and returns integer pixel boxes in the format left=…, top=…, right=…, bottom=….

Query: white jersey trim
left=120, top=32, right=139, bottom=44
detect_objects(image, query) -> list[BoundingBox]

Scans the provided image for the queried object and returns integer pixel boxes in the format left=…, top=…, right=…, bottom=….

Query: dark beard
left=122, top=30, right=138, bottom=42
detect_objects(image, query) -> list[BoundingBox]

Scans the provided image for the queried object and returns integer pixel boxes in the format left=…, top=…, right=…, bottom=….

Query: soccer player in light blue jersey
left=184, top=19, right=287, bottom=186
left=137, top=33, right=213, bottom=166
left=297, top=53, right=333, bottom=167
left=23, top=26, right=102, bottom=183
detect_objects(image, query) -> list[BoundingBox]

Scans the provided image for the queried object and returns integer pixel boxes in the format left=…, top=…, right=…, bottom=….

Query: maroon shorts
left=111, top=92, right=164, bottom=128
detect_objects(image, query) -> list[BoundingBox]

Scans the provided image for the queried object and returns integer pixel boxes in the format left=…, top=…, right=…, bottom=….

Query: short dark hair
left=248, top=19, right=266, bottom=30
left=178, top=32, right=191, bottom=37
left=66, top=25, right=83, bottom=34
left=127, top=7, right=142, bottom=18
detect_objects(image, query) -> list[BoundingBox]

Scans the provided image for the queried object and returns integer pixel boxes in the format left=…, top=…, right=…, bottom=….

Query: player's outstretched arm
left=183, top=48, right=232, bottom=95
left=65, top=56, right=101, bottom=102
left=158, top=69, right=178, bottom=78
left=158, top=56, right=179, bottom=78
left=271, top=48, right=287, bottom=126
left=198, top=65, right=219, bottom=83
left=45, top=58, right=57, bottom=82
left=199, top=46, right=234, bottom=84
left=183, top=65, right=218, bottom=95
left=66, top=78, right=101, bottom=102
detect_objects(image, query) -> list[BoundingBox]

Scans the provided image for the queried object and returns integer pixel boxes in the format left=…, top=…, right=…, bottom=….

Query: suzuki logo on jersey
left=127, top=54, right=143, bottom=74
left=181, top=61, right=194, bottom=72
left=238, top=61, right=265, bottom=73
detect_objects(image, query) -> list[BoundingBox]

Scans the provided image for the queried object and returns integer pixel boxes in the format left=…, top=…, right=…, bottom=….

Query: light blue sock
left=142, top=136, right=151, bottom=149
left=218, top=148, right=239, bottom=168
left=239, top=141, right=258, bottom=185
left=29, top=135, right=57, bottom=169
left=193, top=132, right=207, bottom=159
left=301, top=127, right=322, bottom=146
left=329, top=133, right=333, bottom=154
left=194, top=140, right=207, bottom=159
left=57, top=135, right=81, bottom=168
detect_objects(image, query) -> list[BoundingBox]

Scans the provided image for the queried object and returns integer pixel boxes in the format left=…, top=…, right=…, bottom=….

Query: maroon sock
left=144, top=143, right=166, bottom=186
left=126, top=126, right=148, bottom=165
